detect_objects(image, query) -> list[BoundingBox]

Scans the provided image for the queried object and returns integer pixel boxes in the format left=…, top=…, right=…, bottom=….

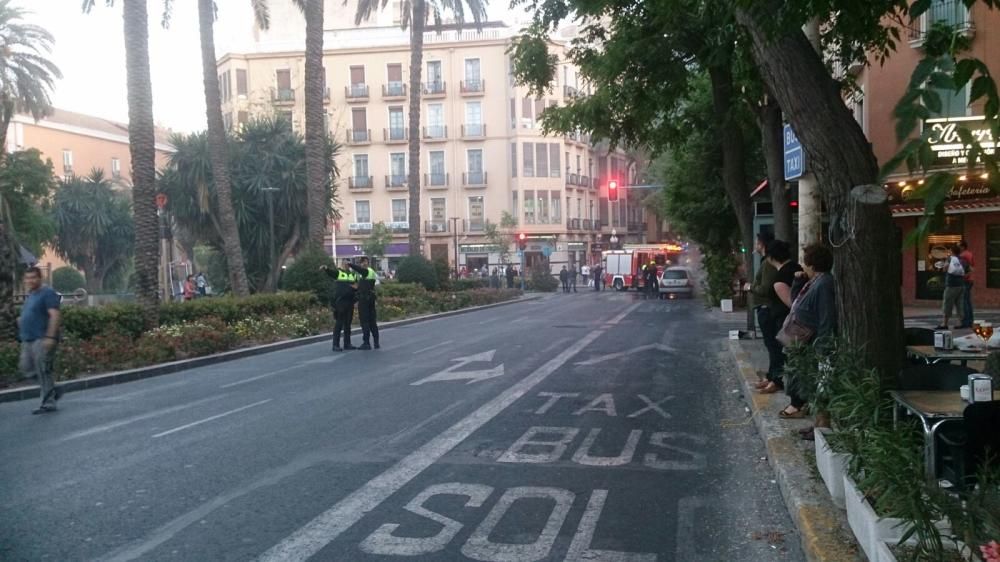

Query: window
left=510, top=143, right=517, bottom=177
left=429, top=151, right=445, bottom=183
left=223, top=113, right=233, bottom=130
left=510, top=98, right=516, bottom=129
left=465, top=102, right=483, bottom=135
left=467, top=149, right=484, bottom=185
left=426, top=60, right=442, bottom=86
left=62, top=149, right=73, bottom=172
left=218, top=71, right=231, bottom=101
left=351, top=108, right=368, bottom=141
left=356, top=200, right=371, bottom=223
left=390, top=153, right=406, bottom=185
left=238, top=111, right=249, bottom=126
left=388, top=107, right=405, bottom=139
left=512, top=191, right=519, bottom=218
left=522, top=143, right=534, bottom=177
left=551, top=192, right=561, bottom=221
left=431, top=198, right=446, bottom=225
left=537, top=190, right=550, bottom=223
left=278, top=110, right=293, bottom=124
left=468, top=196, right=485, bottom=231
left=931, top=84, right=969, bottom=118
left=524, top=190, right=535, bottom=224
left=392, top=199, right=408, bottom=223
left=577, top=198, right=582, bottom=220
left=550, top=144, right=561, bottom=178
left=349, top=65, right=366, bottom=97
left=386, top=63, right=404, bottom=96
left=464, top=58, right=481, bottom=86
left=276, top=69, right=291, bottom=95
left=536, top=144, right=548, bottom=177
left=236, top=69, right=248, bottom=96
left=521, top=97, right=533, bottom=128
left=534, top=98, right=545, bottom=121
left=111, top=157, right=121, bottom=178
left=354, top=154, right=369, bottom=179
left=426, top=103, right=444, bottom=137
left=576, top=155, right=582, bottom=173
left=988, top=225, right=1000, bottom=288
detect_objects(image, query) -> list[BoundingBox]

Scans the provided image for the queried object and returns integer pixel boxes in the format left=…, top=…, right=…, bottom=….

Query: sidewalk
left=904, top=306, right=1000, bottom=329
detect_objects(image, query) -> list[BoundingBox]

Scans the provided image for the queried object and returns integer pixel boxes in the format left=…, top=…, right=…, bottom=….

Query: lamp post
left=262, top=186, right=280, bottom=290
left=450, top=216, right=460, bottom=278
left=610, top=228, right=619, bottom=250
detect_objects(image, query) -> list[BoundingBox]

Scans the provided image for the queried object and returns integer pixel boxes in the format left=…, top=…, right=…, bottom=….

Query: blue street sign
left=783, top=124, right=805, bottom=180
left=516, top=250, right=524, bottom=258
left=542, top=247, right=553, bottom=257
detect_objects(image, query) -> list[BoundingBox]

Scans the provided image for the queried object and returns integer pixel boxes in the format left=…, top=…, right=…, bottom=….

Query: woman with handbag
left=777, top=244, right=837, bottom=419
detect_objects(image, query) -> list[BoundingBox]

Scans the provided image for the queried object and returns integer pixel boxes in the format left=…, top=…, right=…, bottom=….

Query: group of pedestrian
left=182, top=272, right=208, bottom=301
left=938, top=240, right=975, bottom=330
left=321, top=257, right=380, bottom=352
left=750, top=232, right=838, bottom=437
left=559, top=266, right=579, bottom=293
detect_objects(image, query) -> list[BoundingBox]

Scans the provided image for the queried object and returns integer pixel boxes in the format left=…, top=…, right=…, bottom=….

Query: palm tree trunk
left=0, top=220, right=15, bottom=341
left=122, top=0, right=161, bottom=328
left=303, top=0, right=327, bottom=249
left=197, top=0, right=250, bottom=297
left=406, top=0, right=426, bottom=257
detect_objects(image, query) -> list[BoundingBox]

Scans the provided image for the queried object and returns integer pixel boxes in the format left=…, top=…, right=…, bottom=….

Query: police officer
left=322, top=260, right=358, bottom=351
left=645, top=260, right=658, bottom=300
left=348, top=257, right=380, bottom=350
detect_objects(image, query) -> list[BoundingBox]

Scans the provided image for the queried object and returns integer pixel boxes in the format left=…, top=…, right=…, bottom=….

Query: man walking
left=559, top=266, right=570, bottom=293
left=645, top=261, right=658, bottom=300
left=18, top=267, right=63, bottom=414
left=959, top=240, right=975, bottom=328
left=581, top=263, right=590, bottom=287
left=322, top=260, right=358, bottom=351
left=569, top=265, right=578, bottom=292
left=593, top=264, right=603, bottom=291
left=348, top=257, right=380, bottom=350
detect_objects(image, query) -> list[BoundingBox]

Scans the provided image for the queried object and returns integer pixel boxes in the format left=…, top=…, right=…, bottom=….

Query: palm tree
left=83, top=0, right=160, bottom=328
left=0, top=0, right=60, bottom=339
left=354, top=0, right=487, bottom=257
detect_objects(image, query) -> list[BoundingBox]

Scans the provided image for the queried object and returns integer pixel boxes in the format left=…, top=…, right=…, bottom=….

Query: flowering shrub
left=150, top=317, right=237, bottom=359
left=232, top=313, right=317, bottom=344
left=983, top=541, right=1000, bottom=562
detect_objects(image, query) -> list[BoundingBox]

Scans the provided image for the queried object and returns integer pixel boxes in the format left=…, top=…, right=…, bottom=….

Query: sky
left=23, top=0, right=526, bottom=134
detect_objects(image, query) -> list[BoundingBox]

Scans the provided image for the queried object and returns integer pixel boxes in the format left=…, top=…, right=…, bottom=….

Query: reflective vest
left=336, top=270, right=356, bottom=282
left=365, top=267, right=377, bottom=281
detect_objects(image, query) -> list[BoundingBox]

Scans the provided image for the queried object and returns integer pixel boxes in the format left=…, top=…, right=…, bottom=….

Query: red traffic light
left=517, top=232, right=527, bottom=250
left=608, top=180, right=619, bottom=202
left=518, top=233, right=526, bottom=240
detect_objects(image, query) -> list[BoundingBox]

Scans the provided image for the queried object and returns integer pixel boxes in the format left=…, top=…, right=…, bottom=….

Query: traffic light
left=608, top=180, right=618, bottom=202
left=517, top=233, right=527, bottom=251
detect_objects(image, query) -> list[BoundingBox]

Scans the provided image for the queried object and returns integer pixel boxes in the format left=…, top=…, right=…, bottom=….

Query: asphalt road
left=1, top=290, right=803, bottom=562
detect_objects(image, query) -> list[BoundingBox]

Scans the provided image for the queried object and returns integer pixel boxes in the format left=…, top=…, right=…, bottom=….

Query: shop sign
left=894, top=180, right=991, bottom=204
left=925, top=116, right=996, bottom=167
left=590, top=242, right=607, bottom=251
left=567, top=242, right=586, bottom=250
left=459, top=244, right=500, bottom=254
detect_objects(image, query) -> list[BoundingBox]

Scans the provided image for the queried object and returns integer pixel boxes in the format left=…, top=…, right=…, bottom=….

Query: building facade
left=217, top=3, right=649, bottom=273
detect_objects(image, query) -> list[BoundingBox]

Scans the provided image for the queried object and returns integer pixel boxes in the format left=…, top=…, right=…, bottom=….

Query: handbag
left=777, top=312, right=815, bottom=346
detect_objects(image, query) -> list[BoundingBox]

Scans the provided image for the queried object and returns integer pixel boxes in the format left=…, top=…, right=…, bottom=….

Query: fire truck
left=602, top=243, right=684, bottom=291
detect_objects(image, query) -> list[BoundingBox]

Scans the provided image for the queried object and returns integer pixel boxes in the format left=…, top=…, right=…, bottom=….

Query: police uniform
left=645, top=261, right=658, bottom=300
left=326, top=265, right=358, bottom=350
left=349, top=263, right=380, bottom=349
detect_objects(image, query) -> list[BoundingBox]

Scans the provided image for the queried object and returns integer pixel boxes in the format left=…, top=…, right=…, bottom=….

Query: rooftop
left=13, top=107, right=174, bottom=148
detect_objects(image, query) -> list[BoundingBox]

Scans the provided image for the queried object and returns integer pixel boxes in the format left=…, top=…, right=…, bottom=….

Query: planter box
left=844, top=473, right=908, bottom=562
left=876, top=540, right=898, bottom=562
left=815, top=428, right=850, bottom=508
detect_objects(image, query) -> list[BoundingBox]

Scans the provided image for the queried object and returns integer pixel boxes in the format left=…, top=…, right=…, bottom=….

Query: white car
left=658, top=267, right=694, bottom=297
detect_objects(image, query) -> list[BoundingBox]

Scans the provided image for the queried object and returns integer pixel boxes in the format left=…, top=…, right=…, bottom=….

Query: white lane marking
left=152, top=399, right=272, bottom=438
left=256, top=302, right=640, bottom=561
left=574, top=343, right=675, bottom=366
left=301, top=355, right=345, bottom=365
left=412, top=340, right=454, bottom=355
left=565, top=489, right=657, bottom=561
left=220, top=367, right=298, bottom=389
left=411, top=350, right=505, bottom=385
left=59, top=395, right=229, bottom=442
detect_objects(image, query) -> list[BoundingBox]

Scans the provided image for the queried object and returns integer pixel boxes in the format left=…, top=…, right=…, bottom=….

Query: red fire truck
left=602, top=243, right=684, bottom=291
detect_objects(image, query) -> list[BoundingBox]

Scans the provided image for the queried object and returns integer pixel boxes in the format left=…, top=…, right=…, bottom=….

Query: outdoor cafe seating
left=937, top=401, right=1000, bottom=490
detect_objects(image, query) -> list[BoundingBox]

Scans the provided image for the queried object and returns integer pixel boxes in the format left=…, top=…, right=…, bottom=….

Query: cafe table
left=890, top=389, right=1000, bottom=484
left=905, top=345, right=991, bottom=366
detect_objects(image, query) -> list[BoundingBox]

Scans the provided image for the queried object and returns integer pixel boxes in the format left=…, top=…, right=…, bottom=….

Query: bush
left=0, top=341, right=19, bottom=386
left=527, top=268, right=559, bottom=292
left=52, top=267, right=86, bottom=293
left=280, top=248, right=337, bottom=306
left=396, top=255, right=439, bottom=290
left=701, top=250, right=738, bottom=306
left=432, top=258, right=452, bottom=291
left=159, top=292, right=317, bottom=326
left=451, top=278, right=489, bottom=291
left=62, top=304, right=147, bottom=340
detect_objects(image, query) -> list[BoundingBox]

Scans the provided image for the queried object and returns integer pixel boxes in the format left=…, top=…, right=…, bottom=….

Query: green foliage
left=61, top=304, right=149, bottom=341
left=51, top=267, right=85, bottom=293
left=361, top=222, right=394, bottom=263
left=0, top=149, right=56, bottom=255
left=0, top=1, right=62, bottom=123
left=527, top=267, right=559, bottom=292
left=0, top=340, right=18, bottom=386
left=700, top=251, right=738, bottom=306
left=396, top=255, right=439, bottom=290
left=432, top=257, right=452, bottom=291
left=984, top=351, right=1000, bottom=386
left=483, top=212, right=517, bottom=265
left=451, top=278, right=489, bottom=291
left=280, top=247, right=336, bottom=306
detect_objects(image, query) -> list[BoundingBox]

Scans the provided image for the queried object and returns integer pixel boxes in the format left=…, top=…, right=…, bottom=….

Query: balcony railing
left=382, top=82, right=407, bottom=98
left=346, top=84, right=369, bottom=100
left=389, top=221, right=410, bottom=233
left=463, top=171, right=487, bottom=187
left=424, top=172, right=449, bottom=188
left=348, top=176, right=373, bottom=190
left=567, top=173, right=580, bottom=186
left=583, top=219, right=600, bottom=230
left=349, top=222, right=373, bottom=235
left=567, top=218, right=581, bottom=230
left=384, top=127, right=408, bottom=142
left=385, top=174, right=407, bottom=189
left=464, top=219, right=485, bottom=233
left=908, top=0, right=974, bottom=42
left=422, top=80, right=446, bottom=96
left=346, top=129, right=371, bottom=144
left=423, top=125, right=448, bottom=140
left=460, top=79, right=485, bottom=94
left=461, top=123, right=486, bottom=138
left=271, top=88, right=295, bottom=103
left=425, top=220, right=450, bottom=234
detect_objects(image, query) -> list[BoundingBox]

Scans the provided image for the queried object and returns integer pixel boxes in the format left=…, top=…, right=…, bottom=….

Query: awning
left=892, top=197, right=1000, bottom=217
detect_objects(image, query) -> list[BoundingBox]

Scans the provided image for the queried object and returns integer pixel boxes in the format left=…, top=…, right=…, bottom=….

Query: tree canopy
left=0, top=149, right=56, bottom=256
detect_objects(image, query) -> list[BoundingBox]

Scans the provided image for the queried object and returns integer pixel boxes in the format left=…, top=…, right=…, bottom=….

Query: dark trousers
left=506, top=277, right=514, bottom=289
left=358, top=297, right=379, bottom=345
left=962, top=281, right=974, bottom=326
left=594, top=276, right=602, bottom=291
left=570, top=276, right=577, bottom=292
left=756, top=306, right=787, bottom=386
left=333, top=300, right=354, bottom=347
left=646, top=280, right=657, bottom=299
left=562, top=279, right=570, bottom=292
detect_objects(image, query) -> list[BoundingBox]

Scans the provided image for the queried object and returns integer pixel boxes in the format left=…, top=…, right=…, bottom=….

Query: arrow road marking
left=574, top=343, right=676, bottom=366
left=412, top=350, right=505, bottom=385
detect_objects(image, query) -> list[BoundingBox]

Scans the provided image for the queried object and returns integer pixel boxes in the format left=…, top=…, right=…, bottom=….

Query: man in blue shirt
left=17, top=266, right=63, bottom=414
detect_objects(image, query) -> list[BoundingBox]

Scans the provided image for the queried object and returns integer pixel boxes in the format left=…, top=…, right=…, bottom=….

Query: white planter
left=844, top=474, right=908, bottom=562
left=814, top=428, right=850, bottom=508
left=875, top=540, right=897, bottom=562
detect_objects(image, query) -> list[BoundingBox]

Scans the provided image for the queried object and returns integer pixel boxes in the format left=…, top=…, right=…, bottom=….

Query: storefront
left=333, top=242, right=411, bottom=272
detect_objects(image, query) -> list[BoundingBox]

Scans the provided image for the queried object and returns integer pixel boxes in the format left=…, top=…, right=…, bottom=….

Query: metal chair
left=938, top=401, right=1000, bottom=490
left=897, top=364, right=976, bottom=391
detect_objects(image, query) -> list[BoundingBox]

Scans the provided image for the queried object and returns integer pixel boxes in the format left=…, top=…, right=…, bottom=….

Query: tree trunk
left=736, top=7, right=904, bottom=379
left=0, top=221, right=15, bottom=341
left=266, top=223, right=300, bottom=291
left=406, top=0, right=425, bottom=257
left=707, top=62, right=755, bottom=286
left=197, top=0, right=250, bottom=297
left=122, top=0, right=161, bottom=329
left=303, top=0, right=327, bottom=249
left=758, top=97, right=793, bottom=243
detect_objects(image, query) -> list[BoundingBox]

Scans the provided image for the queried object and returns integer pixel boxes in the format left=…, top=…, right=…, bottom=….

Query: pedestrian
left=581, top=263, right=590, bottom=287
left=559, top=266, right=570, bottom=292
left=505, top=265, right=515, bottom=289
left=757, top=240, right=802, bottom=394
left=645, top=260, right=658, bottom=300
left=491, top=267, right=500, bottom=289
left=593, top=264, right=603, bottom=291
left=18, top=266, right=64, bottom=414
left=183, top=275, right=196, bottom=301
left=569, top=265, right=578, bottom=292
left=959, top=239, right=975, bottom=329
left=196, top=272, right=207, bottom=297
left=938, top=244, right=968, bottom=330
left=348, top=257, right=380, bottom=350
left=749, top=232, right=787, bottom=394
left=322, top=259, right=358, bottom=351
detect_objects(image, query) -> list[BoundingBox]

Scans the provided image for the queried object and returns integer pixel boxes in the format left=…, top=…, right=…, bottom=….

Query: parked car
left=658, top=267, right=694, bottom=297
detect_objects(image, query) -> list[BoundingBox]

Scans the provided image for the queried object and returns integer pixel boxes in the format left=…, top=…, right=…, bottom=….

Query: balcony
left=563, top=85, right=579, bottom=99
left=346, top=129, right=371, bottom=145
left=567, top=218, right=581, bottom=231
left=908, top=0, right=974, bottom=43
left=382, top=82, right=407, bottom=99
left=581, top=175, right=592, bottom=188
left=424, top=172, right=449, bottom=189
left=425, top=220, right=450, bottom=234
left=345, top=84, right=369, bottom=102
left=464, top=219, right=485, bottom=233
left=271, top=88, right=295, bottom=104
left=567, top=173, right=580, bottom=187
left=384, top=127, right=408, bottom=143
left=389, top=221, right=410, bottom=234
left=385, top=174, right=408, bottom=190
left=422, top=80, right=446, bottom=97
left=460, top=79, right=485, bottom=95
left=423, top=125, right=448, bottom=141
left=463, top=171, right=487, bottom=187
left=349, top=222, right=373, bottom=235
left=348, top=176, right=373, bottom=190
left=583, top=219, right=601, bottom=231
left=461, top=123, right=486, bottom=139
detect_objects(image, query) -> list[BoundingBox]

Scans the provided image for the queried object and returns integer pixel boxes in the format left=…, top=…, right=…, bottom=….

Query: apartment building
left=217, top=2, right=646, bottom=272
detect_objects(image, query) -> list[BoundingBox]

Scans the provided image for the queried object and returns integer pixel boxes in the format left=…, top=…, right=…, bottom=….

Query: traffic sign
left=516, top=250, right=524, bottom=258
left=783, top=124, right=805, bottom=180
left=542, top=247, right=553, bottom=258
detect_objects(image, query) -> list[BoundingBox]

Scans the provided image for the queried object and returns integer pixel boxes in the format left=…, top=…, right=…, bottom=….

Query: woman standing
left=937, top=244, right=968, bottom=330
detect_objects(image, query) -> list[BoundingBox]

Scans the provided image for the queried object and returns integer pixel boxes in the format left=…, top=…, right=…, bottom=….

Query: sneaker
left=32, top=405, right=57, bottom=415
left=358, top=343, right=372, bottom=350
left=374, top=342, right=380, bottom=349
left=53, top=386, right=64, bottom=402
left=332, top=346, right=343, bottom=352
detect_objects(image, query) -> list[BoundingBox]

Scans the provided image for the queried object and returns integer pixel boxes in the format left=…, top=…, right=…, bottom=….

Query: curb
left=727, top=339, right=860, bottom=562
left=1, top=294, right=540, bottom=404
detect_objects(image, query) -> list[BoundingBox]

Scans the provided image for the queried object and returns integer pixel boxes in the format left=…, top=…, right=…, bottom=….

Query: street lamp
left=262, top=186, right=280, bottom=289
left=610, top=228, right=619, bottom=250
left=450, top=217, right=461, bottom=278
